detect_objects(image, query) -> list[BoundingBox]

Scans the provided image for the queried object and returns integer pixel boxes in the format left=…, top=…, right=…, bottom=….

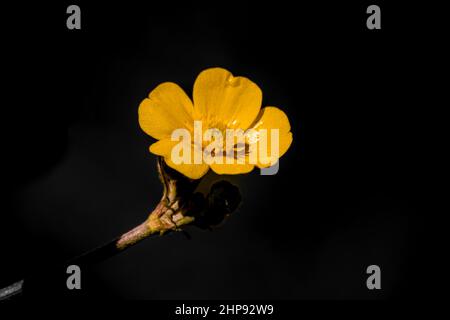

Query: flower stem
left=0, top=202, right=188, bottom=300
left=116, top=220, right=153, bottom=250
left=0, top=157, right=199, bottom=300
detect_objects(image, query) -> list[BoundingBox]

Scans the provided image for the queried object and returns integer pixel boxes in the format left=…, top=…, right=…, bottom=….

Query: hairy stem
left=0, top=157, right=199, bottom=300
left=0, top=200, right=194, bottom=300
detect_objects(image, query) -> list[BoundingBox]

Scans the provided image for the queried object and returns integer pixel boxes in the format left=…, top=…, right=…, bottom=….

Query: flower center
left=191, top=119, right=251, bottom=160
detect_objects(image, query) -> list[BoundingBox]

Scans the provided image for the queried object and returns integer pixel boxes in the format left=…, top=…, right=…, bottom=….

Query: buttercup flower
left=2, top=69, right=294, bottom=300
left=3, top=69, right=280, bottom=299
left=139, top=68, right=293, bottom=179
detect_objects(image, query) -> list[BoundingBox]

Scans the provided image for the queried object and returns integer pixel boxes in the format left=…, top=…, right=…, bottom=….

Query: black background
left=0, top=1, right=435, bottom=300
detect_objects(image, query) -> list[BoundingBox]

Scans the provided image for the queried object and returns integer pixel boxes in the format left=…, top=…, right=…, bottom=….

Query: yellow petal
left=248, top=107, right=293, bottom=168
left=164, top=156, right=209, bottom=180
left=251, top=106, right=291, bottom=133
left=210, top=160, right=255, bottom=175
left=149, top=139, right=179, bottom=157
left=193, top=68, right=262, bottom=130
left=138, top=82, right=194, bottom=140
left=255, top=132, right=293, bottom=168
left=157, top=141, right=209, bottom=179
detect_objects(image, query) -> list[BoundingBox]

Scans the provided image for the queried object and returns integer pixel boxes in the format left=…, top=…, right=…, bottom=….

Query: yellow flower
left=138, top=67, right=293, bottom=179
